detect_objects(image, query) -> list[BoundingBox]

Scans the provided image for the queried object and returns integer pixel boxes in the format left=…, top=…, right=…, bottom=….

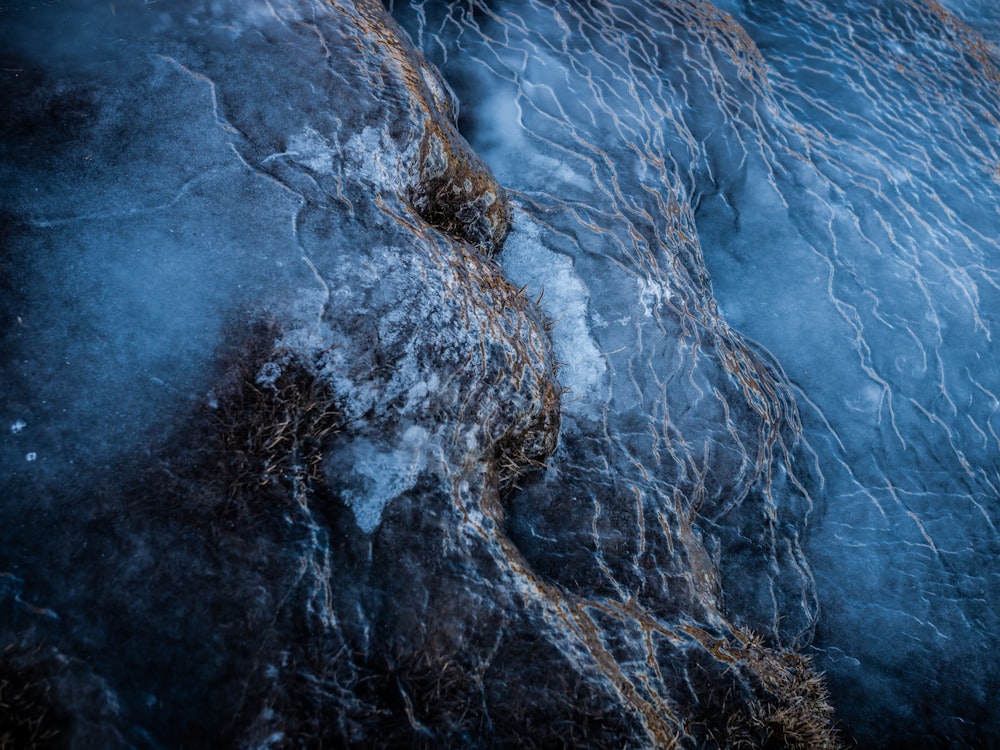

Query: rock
left=0, top=1, right=839, bottom=748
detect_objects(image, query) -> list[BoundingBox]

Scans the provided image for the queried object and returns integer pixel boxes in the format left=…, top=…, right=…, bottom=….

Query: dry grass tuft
left=154, top=317, right=341, bottom=523
left=734, top=630, right=843, bottom=750
left=0, top=645, right=66, bottom=750
left=409, top=120, right=511, bottom=257
left=492, top=372, right=562, bottom=493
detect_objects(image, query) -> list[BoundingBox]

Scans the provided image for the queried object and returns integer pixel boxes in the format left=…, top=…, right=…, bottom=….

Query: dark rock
left=0, top=1, right=839, bottom=748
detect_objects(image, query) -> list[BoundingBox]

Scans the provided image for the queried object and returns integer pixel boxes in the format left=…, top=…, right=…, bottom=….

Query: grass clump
left=155, top=317, right=341, bottom=523
left=0, top=645, right=67, bottom=750
left=735, top=630, right=843, bottom=750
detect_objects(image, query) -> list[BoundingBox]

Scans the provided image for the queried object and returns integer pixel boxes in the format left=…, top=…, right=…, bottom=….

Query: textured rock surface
left=388, top=0, right=1000, bottom=747
left=0, top=1, right=834, bottom=747
left=2, top=0, right=997, bottom=748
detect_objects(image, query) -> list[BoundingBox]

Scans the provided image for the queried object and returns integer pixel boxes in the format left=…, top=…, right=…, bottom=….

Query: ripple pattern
left=391, top=0, right=1000, bottom=744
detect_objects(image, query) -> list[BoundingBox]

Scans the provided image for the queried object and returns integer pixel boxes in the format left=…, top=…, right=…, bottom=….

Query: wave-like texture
left=0, top=0, right=997, bottom=747
left=390, top=0, right=1000, bottom=744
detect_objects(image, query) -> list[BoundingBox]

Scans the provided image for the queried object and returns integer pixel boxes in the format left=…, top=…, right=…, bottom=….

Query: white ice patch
left=285, top=126, right=335, bottom=174
left=531, top=152, right=591, bottom=192
left=474, top=87, right=589, bottom=190
left=501, top=212, right=606, bottom=410
left=482, top=89, right=527, bottom=150
left=637, top=276, right=671, bottom=318
left=403, top=374, right=440, bottom=415
left=341, top=426, right=430, bottom=534
left=344, top=126, right=414, bottom=189
left=9, top=419, right=26, bottom=435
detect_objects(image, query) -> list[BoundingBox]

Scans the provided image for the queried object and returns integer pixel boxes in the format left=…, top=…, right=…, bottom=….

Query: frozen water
left=3, top=0, right=999, bottom=746
left=393, top=0, right=1000, bottom=744
left=336, top=427, right=431, bottom=534
left=500, top=210, right=607, bottom=411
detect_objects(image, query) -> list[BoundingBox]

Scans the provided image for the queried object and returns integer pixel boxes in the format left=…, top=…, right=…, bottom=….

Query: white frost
left=637, top=276, right=672, bottom=318
left=501, top=211, right=606, bottom=411
left=285, top=126, right=335, bottom=174
left=341, top=426, right=430, bottom=533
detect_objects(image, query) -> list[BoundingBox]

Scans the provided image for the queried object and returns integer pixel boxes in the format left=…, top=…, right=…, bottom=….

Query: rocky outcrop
left=0, top=1, right=840, bottom=747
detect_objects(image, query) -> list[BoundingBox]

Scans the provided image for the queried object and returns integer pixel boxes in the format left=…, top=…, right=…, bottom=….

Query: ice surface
left=394, top=0, right=1000, bottom=745
left=500, top=210, right=607, bottom=411
left=337, top=427, right=431, bottom=533
left=690, top=2, right=1000, bottom=743
left=2, top=0, right=998, bottom=746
